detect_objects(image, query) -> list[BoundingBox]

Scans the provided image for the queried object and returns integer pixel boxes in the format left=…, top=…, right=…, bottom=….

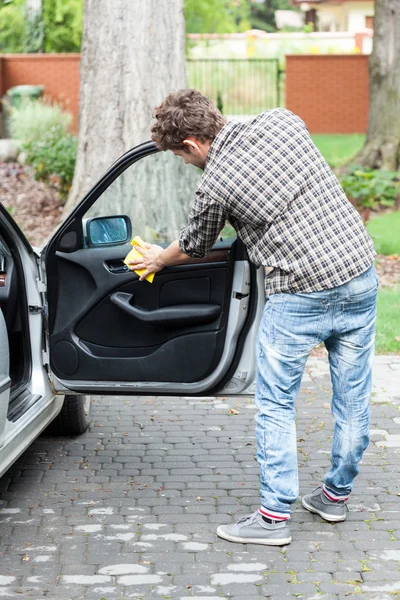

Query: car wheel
left=50, top=395, right=92, bottom=436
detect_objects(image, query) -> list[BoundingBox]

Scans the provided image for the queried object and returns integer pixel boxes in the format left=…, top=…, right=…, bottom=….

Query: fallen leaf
left=229, top=408, right=239, bottom=415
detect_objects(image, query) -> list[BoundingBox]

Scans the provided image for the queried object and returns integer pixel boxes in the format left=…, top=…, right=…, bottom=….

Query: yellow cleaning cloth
left=123, top=236, right=155, bottom=283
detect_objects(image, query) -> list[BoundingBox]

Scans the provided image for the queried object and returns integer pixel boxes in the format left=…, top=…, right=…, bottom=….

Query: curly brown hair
left=151, top=89, right=226, bottom=151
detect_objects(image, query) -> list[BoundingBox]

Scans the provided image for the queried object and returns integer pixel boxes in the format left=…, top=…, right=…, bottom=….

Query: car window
left=84, top=152, right=201, bottom=244
left=84, top=151, right=237, bottom=245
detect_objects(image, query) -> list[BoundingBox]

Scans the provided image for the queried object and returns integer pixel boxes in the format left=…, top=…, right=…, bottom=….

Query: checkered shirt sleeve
left=178, top=192, right=227, bottom=259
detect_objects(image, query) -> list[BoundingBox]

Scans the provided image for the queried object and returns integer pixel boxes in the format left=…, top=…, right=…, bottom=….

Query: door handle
left=110, top=292, right=221, bottom=327
left=104, top=259, right=130, bottom=274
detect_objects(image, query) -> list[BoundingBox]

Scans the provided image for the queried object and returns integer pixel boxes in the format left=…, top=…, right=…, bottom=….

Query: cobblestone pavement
left=0, top=356, right=399, bottom=600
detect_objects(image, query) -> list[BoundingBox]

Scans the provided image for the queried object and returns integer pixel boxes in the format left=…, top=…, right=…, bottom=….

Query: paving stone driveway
left=0, top=356, right=399, bottom=600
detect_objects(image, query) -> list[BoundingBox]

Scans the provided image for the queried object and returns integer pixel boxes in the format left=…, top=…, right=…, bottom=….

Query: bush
left=23, top=127, right=77, bottom=200
left=0, top=2, right=25, bottom=53
left=340, top=166, right=400, bottom=217
left=43, top=0, right=83, bottom=53
left=9, top=98, right=72, bottom=144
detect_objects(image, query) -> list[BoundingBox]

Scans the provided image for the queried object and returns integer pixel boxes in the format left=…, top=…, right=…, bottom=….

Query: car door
left=44, top=141, right=265, bottom=396
left=0, top=309, right=10, bottom=441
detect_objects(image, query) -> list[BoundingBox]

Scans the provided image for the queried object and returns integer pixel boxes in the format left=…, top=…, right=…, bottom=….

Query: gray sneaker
left=302, top=486, right=347, bottom=522
left=216, top=511, right=291, bottom=546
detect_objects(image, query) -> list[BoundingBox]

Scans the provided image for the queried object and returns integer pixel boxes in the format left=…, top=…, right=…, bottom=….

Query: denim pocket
left=341, top=285, right=377, bottom=348
left=267, top=295, right=325, bottom=356
left=342, top=266, right=379, bottom=302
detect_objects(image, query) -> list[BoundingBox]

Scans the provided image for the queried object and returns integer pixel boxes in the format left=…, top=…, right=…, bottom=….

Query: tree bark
left=65, top=0, right=189, bottom=218
left=355, top=0, right=400, bottom=170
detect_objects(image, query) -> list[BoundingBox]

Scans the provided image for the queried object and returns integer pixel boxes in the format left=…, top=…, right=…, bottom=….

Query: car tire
left=50, top=395, right=92, bottom=436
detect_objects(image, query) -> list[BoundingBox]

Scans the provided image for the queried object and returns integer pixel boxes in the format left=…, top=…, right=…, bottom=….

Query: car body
left=0, top=141, right=265, bottom=478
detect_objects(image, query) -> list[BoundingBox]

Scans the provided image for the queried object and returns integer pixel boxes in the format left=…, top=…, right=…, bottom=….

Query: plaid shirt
left=179, top=109, right=376, bottom=294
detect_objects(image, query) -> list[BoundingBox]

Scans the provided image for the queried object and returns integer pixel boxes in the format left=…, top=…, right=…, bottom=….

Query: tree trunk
left=65, top=0, right=188, bottom=218
left=25, top=0, right=44, bottom=52
left=355, top=0, right=400, bottom=171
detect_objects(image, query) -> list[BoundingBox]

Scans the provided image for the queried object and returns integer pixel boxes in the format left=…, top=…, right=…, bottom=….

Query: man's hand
left=128, top=242, right=165, bottom=281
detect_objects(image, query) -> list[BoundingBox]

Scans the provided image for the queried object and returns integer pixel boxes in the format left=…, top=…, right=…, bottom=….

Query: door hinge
left=42, top=349, right=50, bottom=370
left=232, top=269, right=251, bottom=301
left=232, top=291, right=249, bottom=300
left=28, top=305, right=43, bottom=314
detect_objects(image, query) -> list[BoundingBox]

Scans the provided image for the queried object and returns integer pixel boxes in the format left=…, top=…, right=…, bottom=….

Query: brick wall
left=0, top=53, right=369, bottom=135
left=286, top=54, right=369, bottom=133
left=0, top=54, right=80, bottom=130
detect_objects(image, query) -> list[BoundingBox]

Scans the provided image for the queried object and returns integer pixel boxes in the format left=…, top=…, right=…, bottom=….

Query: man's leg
left=217, top=293, right=326, bottom=544
left=302, top=266, right=378, bottom=521
left=255, top=326, right=309, bottom=519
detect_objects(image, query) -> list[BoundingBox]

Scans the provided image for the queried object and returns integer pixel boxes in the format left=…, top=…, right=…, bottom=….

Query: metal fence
left=186, top=59, right=283, bottom=116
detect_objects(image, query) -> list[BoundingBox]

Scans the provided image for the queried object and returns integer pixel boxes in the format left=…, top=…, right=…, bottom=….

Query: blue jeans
left=255, top=265, right=378, bottom=518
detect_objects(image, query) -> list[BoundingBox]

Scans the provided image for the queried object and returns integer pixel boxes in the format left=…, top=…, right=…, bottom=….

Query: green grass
left=366, top=211, right=400, bottom=353
left=376, top=285, right=400, bottom=354
left=311, top=134, right=366, bottom=168
left=366, top=211, right=400, bottom=256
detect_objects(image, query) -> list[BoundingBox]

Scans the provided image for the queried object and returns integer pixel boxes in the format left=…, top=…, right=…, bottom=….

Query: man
left=129, top=89, right=378, bottom=546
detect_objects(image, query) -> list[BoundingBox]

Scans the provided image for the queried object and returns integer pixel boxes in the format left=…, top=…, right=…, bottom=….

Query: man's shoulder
left=253, top=107, right=306, bottom=127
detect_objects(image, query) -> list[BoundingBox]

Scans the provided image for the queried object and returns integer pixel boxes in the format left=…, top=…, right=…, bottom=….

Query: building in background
left=291, top=0, right=374, bottom=32
left=275, top=10, right=304, bottom=29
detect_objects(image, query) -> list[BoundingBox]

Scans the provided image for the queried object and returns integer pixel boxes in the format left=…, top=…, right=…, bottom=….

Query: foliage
left=366, top=211, right=400, bottom=256
left=0, top=0, right=25, bottom=52
left=376, top=284, right=400, bottom=354
left=340, top=166, right=399, bottom=212
left=185, top=0, right=250, bottom=34
left=0, top=0, right=83, bottom=53
left=249, top=0, right=296, bottom=32
left=23, top=126, right=77, bottom=199
left=9, top=98, right=72, bottom=144
left=42, top=0, right=83, bottom=53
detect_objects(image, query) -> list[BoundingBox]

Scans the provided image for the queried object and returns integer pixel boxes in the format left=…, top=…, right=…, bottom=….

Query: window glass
left=84, top=152, right=201, bottom=244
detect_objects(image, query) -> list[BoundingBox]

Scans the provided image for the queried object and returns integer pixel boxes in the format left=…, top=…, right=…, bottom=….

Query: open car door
left=44, top=142, right=265, bottom=396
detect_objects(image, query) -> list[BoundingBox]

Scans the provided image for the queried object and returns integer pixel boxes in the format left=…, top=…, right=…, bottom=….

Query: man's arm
left=159, top=240, right=193, bottom=267
left=128, top=193, right=227, bottom=281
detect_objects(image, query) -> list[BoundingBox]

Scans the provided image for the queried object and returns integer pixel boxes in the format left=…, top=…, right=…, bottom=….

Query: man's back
left=198, top=108, right=375, bottom=294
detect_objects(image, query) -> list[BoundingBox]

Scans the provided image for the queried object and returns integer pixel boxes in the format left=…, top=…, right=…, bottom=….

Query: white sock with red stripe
left=322, top=485, right=349, bottom=502
left=258, top=506, right=290, bottom=522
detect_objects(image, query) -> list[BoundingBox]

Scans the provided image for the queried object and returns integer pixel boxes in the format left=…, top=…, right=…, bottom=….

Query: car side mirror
left=83, top=215, right=132, bottom=248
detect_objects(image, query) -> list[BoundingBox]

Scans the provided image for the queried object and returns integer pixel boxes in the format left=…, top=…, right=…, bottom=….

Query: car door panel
left=50, top=243, right=235, bottom=383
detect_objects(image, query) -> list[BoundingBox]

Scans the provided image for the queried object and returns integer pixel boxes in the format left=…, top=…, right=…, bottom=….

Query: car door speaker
left=52, top=341, right=79, bottom=376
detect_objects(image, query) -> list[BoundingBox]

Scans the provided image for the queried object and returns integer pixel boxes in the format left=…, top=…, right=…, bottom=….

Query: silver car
left=0, top=141, right=264, bottom=478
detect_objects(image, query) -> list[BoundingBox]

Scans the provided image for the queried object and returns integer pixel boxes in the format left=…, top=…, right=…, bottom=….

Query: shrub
left=9, top=98, right=72, bottom=144
left=23, top=127, right=77, bottom=200
left=340, top=166, right=400, bottom=219
left=0, top=2, right=25, bottom=53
